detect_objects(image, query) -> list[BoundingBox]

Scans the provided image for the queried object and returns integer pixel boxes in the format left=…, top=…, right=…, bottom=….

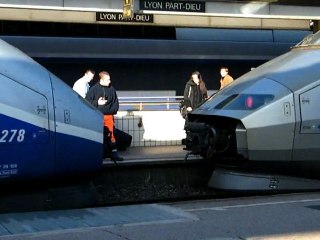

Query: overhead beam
left=0, top=6, right=310, bottom=30
left=152, top=14, right=309, bottom=29
left=1, top=36, right=294, bottom=60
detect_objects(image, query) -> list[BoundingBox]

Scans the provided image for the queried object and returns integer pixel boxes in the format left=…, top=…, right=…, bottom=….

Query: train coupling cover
left=183, top=122, right=213, bottom=155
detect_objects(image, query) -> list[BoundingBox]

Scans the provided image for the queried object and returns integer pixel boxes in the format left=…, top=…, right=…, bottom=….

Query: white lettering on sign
left=165, top=2, right=183, bottom=10
left=96, top=12, right=153, bottom=23
left=144, top=1, right=163, bottom=10
left=99, top=13, right=117, bottom=21
left=140, top=0, right=205, bottom=12
left=185, top=3, right=201, bottom=11
left=135, top=15, right=151, bottom=21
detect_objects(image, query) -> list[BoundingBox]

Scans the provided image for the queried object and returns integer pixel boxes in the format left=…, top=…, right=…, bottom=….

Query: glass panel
left=215, top=94, right=274, bottom=110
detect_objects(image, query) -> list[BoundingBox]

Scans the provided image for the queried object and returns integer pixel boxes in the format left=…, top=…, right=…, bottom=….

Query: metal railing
left=118, top=96, right=183, bottom=111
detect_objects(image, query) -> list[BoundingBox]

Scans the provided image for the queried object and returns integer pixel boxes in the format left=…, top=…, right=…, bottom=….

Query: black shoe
left=111, top=151, right=124, bottom=161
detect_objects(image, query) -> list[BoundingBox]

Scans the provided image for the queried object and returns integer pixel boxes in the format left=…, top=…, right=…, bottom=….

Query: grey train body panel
left=184, top=31, right=320, bottom=186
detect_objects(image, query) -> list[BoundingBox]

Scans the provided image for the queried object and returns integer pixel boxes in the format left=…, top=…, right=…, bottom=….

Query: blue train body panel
left=0, top=114, right=49, bottom=144
left=0, top=38, right=104, bottom=182
left=55, top=132, right=103, bottom=175
left=0, top=114, right=54, bottom=179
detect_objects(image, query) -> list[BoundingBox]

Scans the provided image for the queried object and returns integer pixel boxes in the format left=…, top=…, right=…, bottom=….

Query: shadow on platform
left=103, top=145, right=202, bottom=166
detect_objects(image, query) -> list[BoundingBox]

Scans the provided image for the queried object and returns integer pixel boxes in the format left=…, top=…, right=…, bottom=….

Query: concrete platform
left=103, top=145, right=202, bottom=166
left=1, top=192, right=320, bottom=239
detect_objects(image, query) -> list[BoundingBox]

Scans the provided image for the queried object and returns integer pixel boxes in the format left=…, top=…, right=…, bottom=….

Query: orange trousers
left=103, top=115, right=115, bottom=143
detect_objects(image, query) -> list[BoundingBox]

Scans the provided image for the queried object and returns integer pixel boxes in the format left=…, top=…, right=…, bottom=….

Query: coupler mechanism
left=182, top=122, right=217, bottom=159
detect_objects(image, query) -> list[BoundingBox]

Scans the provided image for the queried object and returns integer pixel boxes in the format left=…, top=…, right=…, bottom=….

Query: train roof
left=231, top=45, right=320, bottom=93
left=294, top=30, right=320, bottom=47
left=0, top=38, right=51, bottom=94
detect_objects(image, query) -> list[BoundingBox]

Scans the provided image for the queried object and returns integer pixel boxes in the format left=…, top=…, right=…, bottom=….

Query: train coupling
left=182, top=122, right=216, bottom=158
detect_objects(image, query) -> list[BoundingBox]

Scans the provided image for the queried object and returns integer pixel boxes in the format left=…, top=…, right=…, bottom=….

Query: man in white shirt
left=72, top=69, right=95, bottom=98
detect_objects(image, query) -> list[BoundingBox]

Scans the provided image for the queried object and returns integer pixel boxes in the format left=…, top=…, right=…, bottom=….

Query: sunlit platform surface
left=2, top=192, right=320, bottom=239
left=0, top=204, right=195, bottom=237
left=103, top=145, right=202, bottom=166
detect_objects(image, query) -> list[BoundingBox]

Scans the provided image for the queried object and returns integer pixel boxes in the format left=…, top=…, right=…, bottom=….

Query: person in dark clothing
left=85, top=71, right=123, bottom=162
left=200, top=78, right=208, bottom=100
left=183, top=71, right=208, bottom=113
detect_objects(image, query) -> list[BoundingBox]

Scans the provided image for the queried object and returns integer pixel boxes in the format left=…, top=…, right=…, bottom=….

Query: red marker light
left=246, top=96, right=254, bottom=108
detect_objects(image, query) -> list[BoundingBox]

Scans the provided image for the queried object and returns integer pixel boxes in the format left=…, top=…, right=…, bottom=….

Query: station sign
left=140, top=0, right=205, bottom=13
left=96, top=12, right=153, bottom=23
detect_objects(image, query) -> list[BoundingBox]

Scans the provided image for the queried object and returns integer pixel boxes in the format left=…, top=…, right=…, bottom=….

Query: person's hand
left=187, top=107, right=192, bottom=112
left=98, top=97, right=107, bottom=105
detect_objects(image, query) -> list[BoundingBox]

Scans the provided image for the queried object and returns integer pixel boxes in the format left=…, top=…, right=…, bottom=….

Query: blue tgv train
left=0, top=39, right=104, bottom=181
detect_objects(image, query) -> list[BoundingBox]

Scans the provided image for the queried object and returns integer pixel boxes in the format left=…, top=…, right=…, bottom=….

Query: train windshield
left=214, top=94, right=274, bottom=110
left=295, top=31, right=320, bottom=46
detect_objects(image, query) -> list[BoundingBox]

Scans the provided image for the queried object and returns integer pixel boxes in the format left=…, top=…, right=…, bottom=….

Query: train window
left=245, top=96, right=254, bottom=108
left=215, top=94, right=274, bottom=110
left=214, top=94, right=239, bottom=109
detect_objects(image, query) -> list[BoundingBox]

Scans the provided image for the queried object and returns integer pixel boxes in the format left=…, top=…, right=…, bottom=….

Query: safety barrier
left=115, top=96, right=185, bottom=147
left=118, top=96, right=182, bottom=111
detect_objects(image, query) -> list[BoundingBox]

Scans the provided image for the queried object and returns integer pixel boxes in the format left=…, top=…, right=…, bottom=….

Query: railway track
left=0, top=158, right=310, bottom=214
left=0, top=159, right=217, bottom=213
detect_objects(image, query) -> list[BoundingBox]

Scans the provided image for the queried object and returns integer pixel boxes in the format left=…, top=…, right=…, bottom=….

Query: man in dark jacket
left=86, top=71, right=123, bottom=161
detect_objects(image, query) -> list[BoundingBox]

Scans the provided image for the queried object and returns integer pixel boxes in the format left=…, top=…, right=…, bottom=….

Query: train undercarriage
left=183, top=115, right=320, bottom=191
left=183, top=115, right=244, bottom=163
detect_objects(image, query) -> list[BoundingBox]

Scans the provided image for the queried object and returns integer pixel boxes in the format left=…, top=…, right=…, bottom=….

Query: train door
left=293, top=84, right=320, bottom=160
left=0, top=74, right=53, bottom=180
